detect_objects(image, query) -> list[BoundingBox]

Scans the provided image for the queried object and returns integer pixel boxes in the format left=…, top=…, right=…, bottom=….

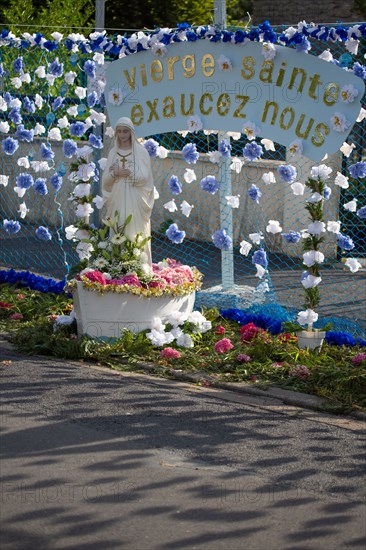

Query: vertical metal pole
left=95, top=0, right=106, bottom=31
left=214, top=0, right=234, bottom=291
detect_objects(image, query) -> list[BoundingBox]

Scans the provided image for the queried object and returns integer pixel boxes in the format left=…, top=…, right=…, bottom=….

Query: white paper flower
left=48, top=127, right=62, bottom=141
left=0, top=97, right=7, bottom=112
left=345, top=258, right=362, bottom=273
left=0, top=175, right=9, bottom=186
left=146, top=329, right=174, bottom=346
left=11, top=77, right=22, bottom=89
left=343, top=199, right=357, bottom=212
left=76, top=146, right=93, bottom=159
left=318, top=49, right=333, bottom=62
left=266, top=220, right=282, bottom=234
left=230, top=157, right=243, bottom=173
left=75, top=203, right=94, bottom=218
left=93, top=52, right=105, bottom=64
left=9, top=98, right=21, bottom=109
left=307, top=221, right=326, bottom=235
left=176, top=333, right=194, bottom=348
left=65, top=225, right=78, bottom=240
left=307, top=192, right=324, bottom=203
left=17, top=157, right=30, bottom=168
left=151, top=317, right=166, bottom=332
left=262, top=42, right=276, bottom=60
left=334, top=172, right=349, bottom=189
left=187, top=311, right=212, bottom=333
left=75, top=86, right=87, bottom=99
left=151, top=42, right=168, bottom=56
left=76, top=241, right=93, bottom=260
left=67, top=106, right=78, bottom=117
left=242, top=121, right=261, bottom=140
left=261, top=138, right=275, bottom=151
left=21, top=73, right=31, bottom=84
left=255, top=264, right=266, bottom=278
left=217, top=54, right=232, bottom=71
left=327, top=221, right=341, bottom=234
left=166, top=311, right=188, bottom=328
left=34, top=123, right=45, bottom=136
left=31, top=161, right=50, bottom=172
left=226, top=131, right=241, bottom=140
left=98, top=157, right=107, bottom=170
left=35, top=66, right=46, bottom=78
left=64, top=71, right=77, bottom=84
left=51, top=31, right=63, bottom=42
left=288, top=139, right=303, bottom=157
left=183, top=169, right=196, bottom=183
left=157, top=146, right=169, bottom=159
left=45, top=74, right=56, bottom=86
left=356, top=108, right=366, bottom=123
left=301, top=275, right=322, bottom=289
left=73, top=183, right=91, bottom=198
left=207, top=150, right=222, bottom=164
left=249, top=232, right=264, bottom=245
left=239, top=240, right=252, bottom=256
left=297, top=308, right=318, bottom=326
left=105, top=126, right=115, bottom=138
left=291, top=182, right=305, bottom=195
left=0, top=121, right=10, bottom=133
left=89, top=109, right=106, bottom=125
left=340, top=84, right=359, bottom=104
left=310, top=164, right=332, bottom=180
left=108, top=88, right=123, bottom=105
left=262, top=171, right=276, bottom=184
left=18, top=202, right=29, bottom=219
left=57, top=116, right=70, bottom=129
left=345, top=38, right=359, bottom=55
left=303, top=250, right=325, bottom=267
left=77, top=162, right=95, bottom=180
left=163, top=200, right=177, bottom=212
left=340, top=142, right=355, bottom=157
left=180, top=200, right=194, bottom=217
left=331, top=112, right=351, bottom=133
left=187, top=115, right=203, bottom=133
left=225, top=195, right=240, bottom=208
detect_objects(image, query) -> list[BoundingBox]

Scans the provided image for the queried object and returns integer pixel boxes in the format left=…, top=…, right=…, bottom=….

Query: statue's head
left=115, top=117, right=135, bottom=149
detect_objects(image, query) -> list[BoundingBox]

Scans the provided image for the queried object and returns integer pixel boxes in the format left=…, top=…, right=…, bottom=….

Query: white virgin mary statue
left=102, top=117, right=155, bottom=265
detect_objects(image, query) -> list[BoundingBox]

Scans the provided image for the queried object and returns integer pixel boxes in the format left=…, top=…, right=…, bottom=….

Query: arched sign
left=105, top=40, right=364, bottom=161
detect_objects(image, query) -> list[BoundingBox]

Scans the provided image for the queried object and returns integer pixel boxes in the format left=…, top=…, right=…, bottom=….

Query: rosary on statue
left=117, top=151, right=131, bottom=169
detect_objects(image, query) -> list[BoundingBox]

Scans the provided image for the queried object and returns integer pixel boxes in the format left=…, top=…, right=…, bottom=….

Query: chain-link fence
left=0, top=23, right=365, bottom=334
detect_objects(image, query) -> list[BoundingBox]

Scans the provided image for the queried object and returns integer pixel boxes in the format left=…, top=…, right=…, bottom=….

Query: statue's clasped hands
left=110, top=161, right=131, bottom=180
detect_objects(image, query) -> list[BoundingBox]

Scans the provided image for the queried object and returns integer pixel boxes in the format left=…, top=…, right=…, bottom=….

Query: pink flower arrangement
left=215, top=325, right=226, bottom=334
left=10, top=313, right=23, bottom=320
left=148, top=279, right=167, bottom=289
left=240, top=322, right=265, bottom=342
left=214, top=338, right=234, bottom=354
left=16, top=293, right=26, bottom=300
left=351, top=353, right=366, bottom=365
left=152, top=261, right=194, bottom=286
left=288, top=365, right=310, bottom=380
left=237, top=353, right=251, bottom=363
left=118, top=274, right=142, bottom=287
left=160, top=347, right=181, bottom=359
left=83, top=270, right=107, bottom=285
left=0, top=301, right=13, bottom=309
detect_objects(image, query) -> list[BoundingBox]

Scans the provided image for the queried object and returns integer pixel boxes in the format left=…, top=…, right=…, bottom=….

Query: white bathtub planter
left=72, top=280, right=195, bottom=338
left=296, top=329, right=326, bottom=351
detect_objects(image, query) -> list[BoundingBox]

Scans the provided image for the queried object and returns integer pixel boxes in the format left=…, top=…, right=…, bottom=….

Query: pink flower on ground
left=240, top=322, right=265, bottom=342
left=119, top=274, right=142, bottom=287
left=214, top=338, right=234, bottom=354
left=10, top=313, right=23, bottom=320
left=351, top=353, right=366, bottom=365
left=148, top=279, right=167, bottom=289
left=271, top=362, right=285, bottom=368
left=288, top=365, right=310, bottom=380
left=249, top=375, right=257, bottom=382
left=160, top=347, right=181, bottom=359
left=0, top=301, right=13, bottom=309
left=215, top=325, right=226, bottom=334
left=83, top=270, right=107, bottom=285
left=16, top=294, right=26, bottom=300
left=237, top=353, right=251, bottom=363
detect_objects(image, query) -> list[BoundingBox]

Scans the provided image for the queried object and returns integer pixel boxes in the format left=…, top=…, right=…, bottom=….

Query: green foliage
left=2, top=0, right=95, bottom=34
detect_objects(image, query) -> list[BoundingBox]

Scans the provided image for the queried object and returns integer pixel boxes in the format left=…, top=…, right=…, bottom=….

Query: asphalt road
left=1, top=348, right=365, bottom=550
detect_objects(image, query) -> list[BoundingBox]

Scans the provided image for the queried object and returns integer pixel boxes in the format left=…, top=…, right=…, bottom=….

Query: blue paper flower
left=337, top=233, right=355, bottom=250
left=2, top=137, right=19, bottom=156
left=353, top=62, right=366, bottom=80
left=212, top=229, right=232, bottom=250
left=87, top=91, right=98, bottom=107
left=52, top=97, right=64, bottom=111
left=84, top=60, right=96, bottom=78
left=16, top=173, right=34, bottom=189
left=9, top=108, right=22, bottom=125
left=3, top=219, right=21, bottom=235
left=34, top=178, right=48, bottom=196
left=49, top=174, right=63, bottom=191
left=48, top=58, right=63, bottom=77
left=15, top=125, right=34, bottom=142
left=182, top=143, right=199, bottom=164
left=70, top=122, right=87, bottom=137
left=41, top=143, right=55, bottom=161
left=323, top=185, right=332, bottom=200
left=282, top=231, right=301, bottom=243
left=201, top=175, right=219, bottom=194
left=296, top=36, right=311, bottom=52
left=252, top=249, right=268, bottom=268
left=13, top=56, right=24, bottom=73
left=166, top=223, right=185, bottom=244
left=349, top=161, right=366, bottom=179
left=63, top=139, right=78, bottom=158
left=88, top=134, right=103, bottom=148
left=218, top=139, right=232, bottom=158
left=168, top=175, right=182, bottom=195
left=0, top=63, right=5, bottom=77
left=277, top=164, right=297, bottom=183
left=325, top=331, right=356, bottom=347
left=23, top=96, right=35, bottom=114
left=144, top=139, right=159, bottom=157
left=248, top=184, right=262, bottom=203
left=243, top=142, right=263, bottom=161
left=36, top=226, right=52, bottom=241
left=357, top=206, right=366, bottom=219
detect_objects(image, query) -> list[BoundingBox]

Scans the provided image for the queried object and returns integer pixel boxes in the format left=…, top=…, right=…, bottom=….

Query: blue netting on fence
left=0, top=22, right=365, bottom=336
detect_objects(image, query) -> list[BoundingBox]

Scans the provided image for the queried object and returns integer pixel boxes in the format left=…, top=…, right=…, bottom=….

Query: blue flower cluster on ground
left=0, top=269, right=66, bottom=294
